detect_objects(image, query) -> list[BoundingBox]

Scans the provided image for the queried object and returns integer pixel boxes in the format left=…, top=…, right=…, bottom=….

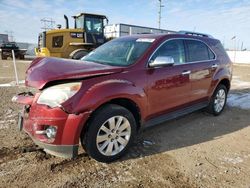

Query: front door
left=147, top=39, right=192, bottom=118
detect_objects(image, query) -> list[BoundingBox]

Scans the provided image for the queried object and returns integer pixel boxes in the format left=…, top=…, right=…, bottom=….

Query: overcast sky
left=0, top=0, right=250, bottom=49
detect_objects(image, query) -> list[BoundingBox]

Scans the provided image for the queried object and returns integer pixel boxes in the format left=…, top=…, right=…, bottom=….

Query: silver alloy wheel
left=96, top=116, right=131, bottom=156
left=214, top=89, right=226, bottom=113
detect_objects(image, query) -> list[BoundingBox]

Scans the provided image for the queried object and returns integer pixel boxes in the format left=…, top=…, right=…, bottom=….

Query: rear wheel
left=82, top=104, right=136, bottom=162
left=207, top=84, right=228, bottom=116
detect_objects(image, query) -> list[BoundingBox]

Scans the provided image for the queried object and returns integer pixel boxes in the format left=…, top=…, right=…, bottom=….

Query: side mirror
left=149, top=56, right=175, bottom=67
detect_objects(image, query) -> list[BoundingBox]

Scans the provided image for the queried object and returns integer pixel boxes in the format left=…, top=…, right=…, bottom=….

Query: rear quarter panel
left=206, top=39, right=232, bottom=97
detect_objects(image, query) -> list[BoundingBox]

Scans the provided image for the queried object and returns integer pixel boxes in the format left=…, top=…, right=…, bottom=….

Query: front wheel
left=207, top=84, right=228, bottom=116
left=0, top=53, right=7, bottom=60
left=82, top=104, right=137, bottom=163
left=71, top=50, right=89, bottom=60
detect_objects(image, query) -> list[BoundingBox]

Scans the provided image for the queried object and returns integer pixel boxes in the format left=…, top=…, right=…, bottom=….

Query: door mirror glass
left=149, top=56, right=175, bottom=67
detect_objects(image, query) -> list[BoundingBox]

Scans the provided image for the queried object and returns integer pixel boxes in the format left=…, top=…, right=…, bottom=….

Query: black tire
left=206, top=84, right=228, bottom=116
left=19, top=54, right=25, bottom=60
left=0, top=53, right=7, bottom=60
left=82, top=104, right=137, bottom=163
left=71, top=50, right=88, bottom=60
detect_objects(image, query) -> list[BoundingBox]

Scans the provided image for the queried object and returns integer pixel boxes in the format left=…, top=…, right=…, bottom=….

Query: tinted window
left=208, top=47, right=215, bottom=59
left=52, top=36, right=63, bottom=48
left=84, top=17, right=103, bottom=34
left=152, top=39, right=185, bottom=64
left=214, top=42, right=227, bottom=58
left=186, top=40, right=215, bottom=62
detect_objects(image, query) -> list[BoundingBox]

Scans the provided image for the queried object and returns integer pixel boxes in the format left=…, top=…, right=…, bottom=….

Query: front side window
left=75, top=16, right=84, bottom=29
left=82, top=38, right=153, bottom=66
left=186, top=40, right=215, bottom=62
left=151, top=39, right=185, bottom=64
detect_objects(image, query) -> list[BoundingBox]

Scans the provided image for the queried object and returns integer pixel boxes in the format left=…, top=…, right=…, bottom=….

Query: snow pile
left=222, top=156, right=244, bottom=165
left=231, top=78, right=250, bottom=90
left=227, top=93, right=250, bottom=110
left=227, top=51, right=250, bottom=64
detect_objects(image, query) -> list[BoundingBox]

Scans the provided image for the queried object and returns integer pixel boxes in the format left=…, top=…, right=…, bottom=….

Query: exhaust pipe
left=64, top=15, right=69, bottom=29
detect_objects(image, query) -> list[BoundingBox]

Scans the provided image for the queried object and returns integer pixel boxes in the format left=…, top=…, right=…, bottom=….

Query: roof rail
left=178, top=30, right=214, bottom=38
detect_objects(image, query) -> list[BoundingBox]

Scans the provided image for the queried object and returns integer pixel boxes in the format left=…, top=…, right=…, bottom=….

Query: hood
left=25, top=57, right=123, bottom=89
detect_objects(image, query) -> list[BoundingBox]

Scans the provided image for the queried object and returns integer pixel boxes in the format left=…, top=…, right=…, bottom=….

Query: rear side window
left=52, top=36, right=63, bottom=48
left=152, top=39, right=185, bottom=64
left=186, top=40, right=215, bottom=62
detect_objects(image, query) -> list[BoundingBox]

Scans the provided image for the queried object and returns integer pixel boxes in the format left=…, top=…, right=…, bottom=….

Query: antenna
left=158, top=0, right=164, bottom=29
left=41, top=18, right=55, bottom=31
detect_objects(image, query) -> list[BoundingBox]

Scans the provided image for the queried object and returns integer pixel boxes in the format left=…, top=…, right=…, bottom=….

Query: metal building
left=0, top=34, right=9, bottom=44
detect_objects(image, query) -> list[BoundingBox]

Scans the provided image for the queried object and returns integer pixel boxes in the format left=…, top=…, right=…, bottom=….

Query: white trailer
left=104, top=23, right=176, bottom=39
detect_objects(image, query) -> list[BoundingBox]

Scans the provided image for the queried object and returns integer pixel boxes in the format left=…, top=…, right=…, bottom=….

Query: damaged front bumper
left=12, top=92, right=90, bottom=158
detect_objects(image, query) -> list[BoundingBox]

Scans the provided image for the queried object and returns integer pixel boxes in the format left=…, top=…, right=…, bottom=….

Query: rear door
left=184, top=39, right=217, bottom=102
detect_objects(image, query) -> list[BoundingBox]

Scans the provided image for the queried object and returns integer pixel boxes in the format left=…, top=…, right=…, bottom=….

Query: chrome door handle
left=211, top=64, right=218, bottom=69
left=182, top=70, right=191, bottom=75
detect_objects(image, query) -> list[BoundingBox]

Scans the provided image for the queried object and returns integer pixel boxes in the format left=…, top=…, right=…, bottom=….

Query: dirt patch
left=0, top=60, right=250, bottom=188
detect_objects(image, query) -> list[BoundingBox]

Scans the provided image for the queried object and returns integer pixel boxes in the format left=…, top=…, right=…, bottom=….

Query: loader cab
left=74, top=13, right=108, bottom=45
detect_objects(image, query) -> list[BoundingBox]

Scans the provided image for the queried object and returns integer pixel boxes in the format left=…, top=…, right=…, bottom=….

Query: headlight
left=37, top=82, right=81, bottom=108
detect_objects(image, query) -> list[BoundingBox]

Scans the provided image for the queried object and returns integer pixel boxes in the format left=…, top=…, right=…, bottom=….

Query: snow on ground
left=231, top=76, right=250, bottom=90
left=227, top=51, right=250, bottom=64
left=228, top=75, right=250, bottom=110
left=231, top=79, right=250, bottom=89
left=227, top=93, right=250, bottom=110
left=0, top=80, right=25, bottom=87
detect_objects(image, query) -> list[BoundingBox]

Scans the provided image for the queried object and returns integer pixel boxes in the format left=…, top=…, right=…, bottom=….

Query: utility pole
left=158, top=0, right=164, bottom=29
left=231, top=36, right=236, bottom=63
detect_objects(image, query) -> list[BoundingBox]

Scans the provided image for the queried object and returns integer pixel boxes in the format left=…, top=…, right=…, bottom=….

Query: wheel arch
left=209, top=77, right=231, bottom=99
left=218, top=78, right=230, bottom=91
left=69, top=48, right=89, bottom=59
left=63, top=78, right=147, bottom=143
left=80, top=97, right=142, bottom=140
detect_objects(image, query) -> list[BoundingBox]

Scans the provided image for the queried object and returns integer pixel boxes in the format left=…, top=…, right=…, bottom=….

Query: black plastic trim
left=143, top=101, right=208, bottom=128
left=32, top=139, right=79, bottom=158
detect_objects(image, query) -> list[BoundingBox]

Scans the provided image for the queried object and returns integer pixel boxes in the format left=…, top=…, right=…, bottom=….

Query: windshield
left=81, top=38, right=153, bottom=66
left=85, top=16, right=103, bottom=33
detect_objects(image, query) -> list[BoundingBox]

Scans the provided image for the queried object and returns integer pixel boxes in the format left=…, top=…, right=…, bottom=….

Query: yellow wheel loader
left=35, top=13, right=108, bottom=59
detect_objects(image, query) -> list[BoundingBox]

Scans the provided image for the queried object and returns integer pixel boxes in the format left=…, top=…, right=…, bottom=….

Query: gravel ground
left=0, top=59, right=250, bottom=188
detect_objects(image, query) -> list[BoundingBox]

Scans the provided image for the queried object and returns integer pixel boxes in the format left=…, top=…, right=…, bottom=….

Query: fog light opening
left=45, top=126, right=57, bottom=139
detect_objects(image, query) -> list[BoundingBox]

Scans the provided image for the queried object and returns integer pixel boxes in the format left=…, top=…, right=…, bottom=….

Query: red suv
left=13, top=31, right=232, bottom=162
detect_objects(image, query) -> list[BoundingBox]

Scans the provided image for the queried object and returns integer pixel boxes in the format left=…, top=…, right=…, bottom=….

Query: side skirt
left=143, top=101, right=208, bottom=128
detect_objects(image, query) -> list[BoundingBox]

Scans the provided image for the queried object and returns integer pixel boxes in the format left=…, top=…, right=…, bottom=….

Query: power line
left=41, top=18, right=55, bottom=31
